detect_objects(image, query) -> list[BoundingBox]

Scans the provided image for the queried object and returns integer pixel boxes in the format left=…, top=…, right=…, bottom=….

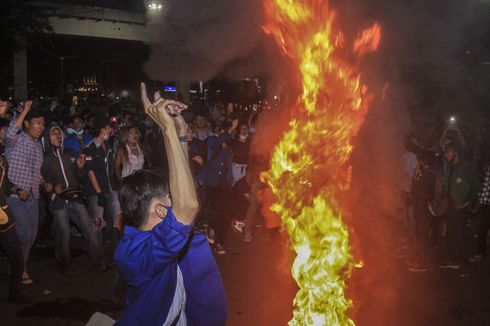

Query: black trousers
left=0, top=222, right=24, bottom=296
left=476, top=205, right=490, bottom=256
left=446, top=208, right=469, bottom=267
left=205, top=186, right=233, bottom=245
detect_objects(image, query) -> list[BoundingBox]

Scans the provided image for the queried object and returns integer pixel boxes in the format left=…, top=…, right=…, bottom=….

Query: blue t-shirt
left=114, top=208, right=227, bottom=326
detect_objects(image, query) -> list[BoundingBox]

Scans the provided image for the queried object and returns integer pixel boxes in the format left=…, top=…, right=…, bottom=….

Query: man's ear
left=155, top=203, right=167, bottom=219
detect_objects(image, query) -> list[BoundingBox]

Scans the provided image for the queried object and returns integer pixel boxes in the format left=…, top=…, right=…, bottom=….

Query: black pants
left=0, top=222, right=24, bottom=296
left=476, top=205, right=490, bottom=256
left=206, top=187, right=233, bottom=245
left=446, top=208, right=469, bottom=267
left=413, top=206, right=431, bottom=264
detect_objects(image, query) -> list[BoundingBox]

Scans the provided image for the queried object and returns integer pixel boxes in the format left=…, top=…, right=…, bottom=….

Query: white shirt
left=163, top=266, right=187, bottom=326
left=121, top=144, right=145, bottom=178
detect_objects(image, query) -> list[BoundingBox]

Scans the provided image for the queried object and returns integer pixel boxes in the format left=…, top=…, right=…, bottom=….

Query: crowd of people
left=0, top=89, right=272, bottom=308
left=401, top=120, right=489, bottom=278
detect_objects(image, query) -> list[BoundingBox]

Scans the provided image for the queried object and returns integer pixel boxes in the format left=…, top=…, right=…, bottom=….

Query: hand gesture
left=228, top=118, right=239, bottom=133
left=192, top=155, right=204, bottom=166
left=141, top=83, right=187, bottom=131
left=77, top=155, right=86, bottom=170
left=54, top=184, right=64, bottom=195
left=44, top=183, right=53, bottom=193
left=23, top=100, right=33, bottom=113
left=18, top=190, right=29, bottom=201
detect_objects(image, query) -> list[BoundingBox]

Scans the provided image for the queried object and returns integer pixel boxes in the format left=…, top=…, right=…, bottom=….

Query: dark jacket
left=82, top=138, right=117, bottom=196
left=0, top=155, right=17, bottom=228
left=445, top=161, right=481, bottom=207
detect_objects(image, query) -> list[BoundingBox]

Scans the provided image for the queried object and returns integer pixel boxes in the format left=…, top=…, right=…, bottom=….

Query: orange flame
left=263, top=1, right=381, bottom=325
left=353, top=22, right=382, bottom=57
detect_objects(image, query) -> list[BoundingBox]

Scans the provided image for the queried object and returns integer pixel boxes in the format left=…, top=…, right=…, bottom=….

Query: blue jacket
left=196, top=132, right=234, bottom=189
left=63, top=134, right=93, bottom=154
left=114, top=208, right=227, bottom=326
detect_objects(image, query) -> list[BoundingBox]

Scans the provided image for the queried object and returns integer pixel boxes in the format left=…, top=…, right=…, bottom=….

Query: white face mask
left=249, top=127, right=257, bottom=134
left=67, top=128, right=84, bottom=135
left=102, top=134, right=109, bottom=141
left=239, top=134, right=249, bottom=140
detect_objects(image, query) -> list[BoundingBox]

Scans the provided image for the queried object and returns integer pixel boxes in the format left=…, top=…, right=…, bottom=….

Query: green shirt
left=446, top=161, right=480, bottom=207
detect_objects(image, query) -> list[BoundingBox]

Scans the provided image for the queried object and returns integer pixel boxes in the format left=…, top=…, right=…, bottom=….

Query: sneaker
left=469, top=254, right=483, bottom=263
left=62, top=267, right=78, bottom=276
left=231, top=220, right=246, bottom=234
left=206, top=228, right=216, bottom=245
left=214, top=243, right=226, bottom=255
left=243, top=233, right=253, bottom=242
left=407, top=263, right=428, bottom=272
left=438, top=261, right=460, bottom=269
left=21, top=271, right=33, bottom=285
left=70, top=226, right=82, bottom=237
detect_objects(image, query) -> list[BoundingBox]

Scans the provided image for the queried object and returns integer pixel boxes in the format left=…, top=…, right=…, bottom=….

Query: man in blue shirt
left=114, top=83, right=227, bottom=326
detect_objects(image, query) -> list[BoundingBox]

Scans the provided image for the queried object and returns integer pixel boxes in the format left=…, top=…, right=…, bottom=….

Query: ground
left=1, top=225, right=490, bottom=326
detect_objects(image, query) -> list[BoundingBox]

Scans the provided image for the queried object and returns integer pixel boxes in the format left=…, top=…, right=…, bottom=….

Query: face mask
left=249, top=127, right=257, bottom=134
left=239, top=134, right=248, bottom=140
left=67, top=128, right=84, bottom=135
left=102, top=134, right=109, bottom=141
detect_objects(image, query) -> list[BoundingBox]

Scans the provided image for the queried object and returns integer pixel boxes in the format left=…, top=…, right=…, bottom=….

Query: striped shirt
left=4, top=122, right=44, bottom=199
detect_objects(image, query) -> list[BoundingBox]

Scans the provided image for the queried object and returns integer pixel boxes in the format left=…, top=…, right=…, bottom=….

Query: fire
left=263, top=1, right=381, bottom=325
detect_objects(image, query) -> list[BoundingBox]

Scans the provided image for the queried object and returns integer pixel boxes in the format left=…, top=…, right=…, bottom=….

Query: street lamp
left=147, top=1, right=163, bottom=11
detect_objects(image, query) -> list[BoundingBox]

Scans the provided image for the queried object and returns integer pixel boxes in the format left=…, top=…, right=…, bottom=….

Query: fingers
left=140, top=82, right=151, bottom=112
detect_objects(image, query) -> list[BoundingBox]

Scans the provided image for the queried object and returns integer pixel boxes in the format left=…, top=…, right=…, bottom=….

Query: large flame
left=263, top=1, right=381, bottom=325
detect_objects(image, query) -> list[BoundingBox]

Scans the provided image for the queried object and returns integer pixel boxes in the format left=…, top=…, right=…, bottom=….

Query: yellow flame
left=263, top=1, right=381, bottom=325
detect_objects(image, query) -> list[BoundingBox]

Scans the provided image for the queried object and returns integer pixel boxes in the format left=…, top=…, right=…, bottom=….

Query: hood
left=49, top=125, right=64, bottom=149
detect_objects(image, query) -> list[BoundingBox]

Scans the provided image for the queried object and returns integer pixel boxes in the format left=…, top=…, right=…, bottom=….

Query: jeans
left=51, top=201, right=103, bottom=268
left=446, top=207, right=469, bottom=267
left=88, top=192, right=121, bottom=242
left=6, top=195, right=39, bottom=266
left=0, top=221, right=24, bottom=296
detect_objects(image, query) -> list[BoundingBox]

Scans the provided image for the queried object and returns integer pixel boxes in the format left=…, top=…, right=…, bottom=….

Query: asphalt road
left=1, top=225, right=490, bottom=326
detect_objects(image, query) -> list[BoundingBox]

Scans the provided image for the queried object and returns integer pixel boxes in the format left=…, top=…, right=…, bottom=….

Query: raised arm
left=141, top=83, right=198, bottom=224
left=6, top=100, right=32, bottom=142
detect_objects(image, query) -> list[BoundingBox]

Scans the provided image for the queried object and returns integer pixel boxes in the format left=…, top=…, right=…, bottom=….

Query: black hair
left=118, top=170, right=170, bottom=228
left=0, top=118, right=9, bottom=129
left=25, top=108, right=45, bottom=122
left=444, top=142, right=460, bottom=154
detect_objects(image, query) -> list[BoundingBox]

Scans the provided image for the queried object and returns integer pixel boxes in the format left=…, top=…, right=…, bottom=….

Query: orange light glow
left=263, top=1, right=381, bottom=325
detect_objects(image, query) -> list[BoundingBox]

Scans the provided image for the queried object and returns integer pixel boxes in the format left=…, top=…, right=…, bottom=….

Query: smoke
left=145, top=0, right=289, bottom=85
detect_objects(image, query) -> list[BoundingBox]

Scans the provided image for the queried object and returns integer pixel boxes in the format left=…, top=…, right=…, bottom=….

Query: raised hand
left=140, top=83, right=187, bottom=131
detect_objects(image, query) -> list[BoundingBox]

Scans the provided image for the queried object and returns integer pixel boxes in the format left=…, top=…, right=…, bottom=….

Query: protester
left=0, top=154, right=33, bottom=303
left=470, top=152, right=490, bottom=262
left=439, top=143, right=480, bottom=277
left=64, top=115, right=93, bottom=154
left=196, top=119, right=238, bottom=254
left=42, top=126, right=110, bottom=275
left=4, top=101, right=44, bottom=284
left=113, top=83, right=227, bottom=325
left=82, top=116, right=121, bottom=245
left=408, top=152, right=437, bottom=272
left=0, top=118, right=9, bottom=154
left=114, top=126, right=146, bottom=184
